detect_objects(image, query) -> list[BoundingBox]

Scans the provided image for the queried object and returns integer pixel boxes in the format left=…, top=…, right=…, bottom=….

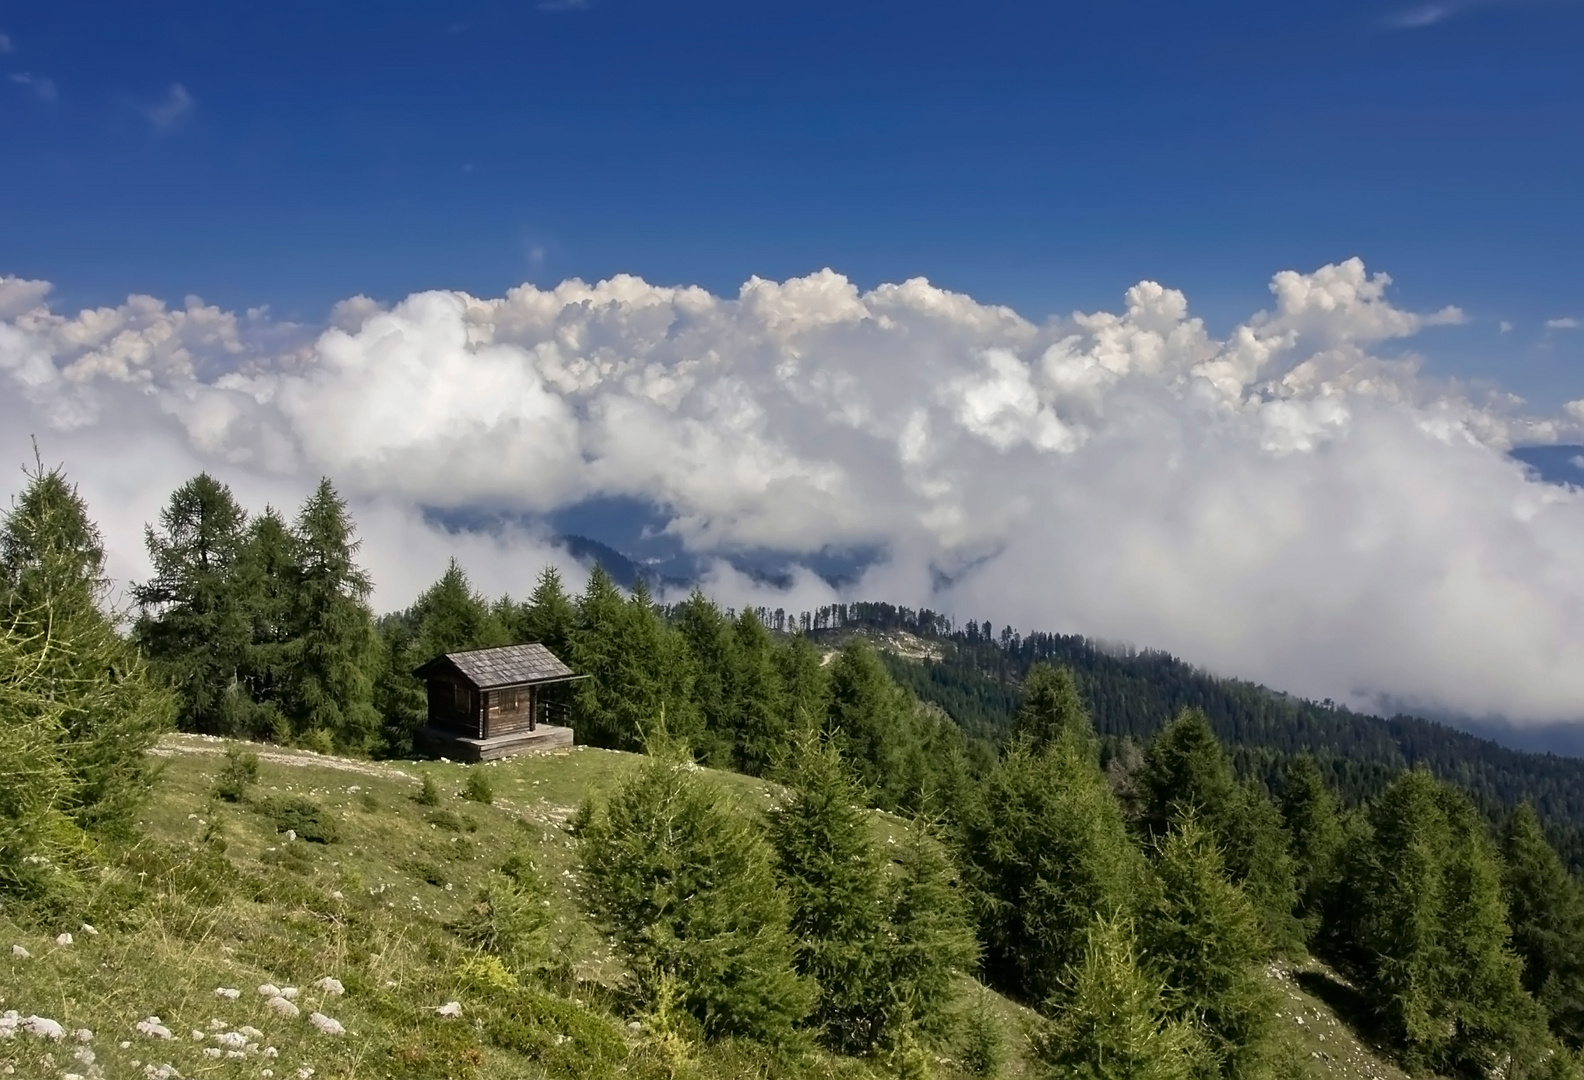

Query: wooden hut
left=413, top=643, right=582, bottom=762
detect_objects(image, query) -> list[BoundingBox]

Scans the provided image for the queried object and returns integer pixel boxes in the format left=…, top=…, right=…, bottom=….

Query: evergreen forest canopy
left=7, top=463, right=1584, bottom=1080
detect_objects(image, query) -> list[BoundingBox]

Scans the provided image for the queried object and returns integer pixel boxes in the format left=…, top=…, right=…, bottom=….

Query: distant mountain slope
left=803, top=604, right=1584, bottom=869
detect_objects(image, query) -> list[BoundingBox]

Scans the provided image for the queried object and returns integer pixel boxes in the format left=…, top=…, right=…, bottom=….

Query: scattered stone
left=10, top=945, right=29, bottom=959
left=258, top=983, right=282, bottom=998
left=265, top=997, right=299, bottom=1019
left=80, top=924, right=98, bottom=936
left=434, top=1002, right=462, bottom=1018
left=135, top=1017, right=173, bottom=1040
left=239, top=1025, right=264, bottom=1039
left=213, top=987, right=241, bottom=1000
left=24, top=1016, right=66, bottom=1040
left=308, top=1012, right=344, bottom=1037
left=214, top=1031, right=248, bottom=1050
left=54, top=933, right=73, bottom=947
left=313, top=977, right=344, bottom=996
left=74, top=1028, right=93, bottom=1043
left=279, top=987, right=299, bottom=1000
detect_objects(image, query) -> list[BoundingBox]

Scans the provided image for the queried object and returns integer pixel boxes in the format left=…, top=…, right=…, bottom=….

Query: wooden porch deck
left=415, top=723, right=574, bottom=763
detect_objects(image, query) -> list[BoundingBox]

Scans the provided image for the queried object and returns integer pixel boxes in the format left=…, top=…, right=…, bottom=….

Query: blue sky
left=3, top=0, right=1582, bottom=405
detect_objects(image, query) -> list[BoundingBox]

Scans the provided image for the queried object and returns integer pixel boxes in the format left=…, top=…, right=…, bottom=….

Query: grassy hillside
left=1, top=736, right=1416, bottom=1080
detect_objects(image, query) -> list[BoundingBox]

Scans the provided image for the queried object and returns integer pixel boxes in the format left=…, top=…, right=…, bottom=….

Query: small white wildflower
left=313, top=977, right=344, bottom=996
left=279, top=986, right=298, bottom=1000
left=119, top=1041, right=131, bottom=1049
left=265, top=996, right=298, bottom=1019
left=434, top=1002, right=462, bottom=1018
left=307, top=1012, right=344, bottom=1037
left=73, top=1045, right=95, bottom=1064
left=329, top=890, right=344, bottom=900
left=225, top=1049, right=245, bottom=1059
left=213, top=987, right=240, bottom=1000
left=79, top=924, right=98, bottom=937
left=10, top=945, right=29, bottom=959
left=257, top=983, right=282, bottom=997
left=63, top=1073, right=83, bottom=1080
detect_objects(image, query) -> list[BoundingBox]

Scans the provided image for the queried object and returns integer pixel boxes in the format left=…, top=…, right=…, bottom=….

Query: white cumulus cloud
left=1546, top=317, right=1580, bottom=330
left=3, top=258, right=1584, bottom=725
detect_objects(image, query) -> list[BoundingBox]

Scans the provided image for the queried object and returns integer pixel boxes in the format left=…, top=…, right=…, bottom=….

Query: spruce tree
left=768, top=733, right=891, bottom=1053
left=0, top=460, right=171, bottom=838
left=777, top=632, right=829, bottom=735
left=134, top=473, right=254, bottom=734
left=1141, top=818, right=1277, bottom=1080
left=282, top=479, right=379, bottom=751
left=1503, top=804, right=1584, bottom=1048
left=1278, top=755, right=1344, bottom=942
left=962, top=729, right=1148, bottom=1004
left=1014, top=663, right=1094, bottom=757
left=1034, top=913, right=1205, bottom=1080
left=727, top=607, right=788, bottom=776
left=235, top=508, right=298, bottom=738
left=578, top=747, right=811, bottom=1045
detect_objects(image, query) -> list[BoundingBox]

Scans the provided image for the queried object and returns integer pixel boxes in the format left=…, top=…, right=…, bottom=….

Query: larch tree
left=726, top=607, right=788, bottom=776
left=133, top=473, right=254, bottom=735
left=1278, top=754, right=1344, bottom=943
left=282, top=479, right=379, bottom=752
left=1014, top=663, right=1094, bottom=758
left=1502, top=803, right=1584, bottom=1049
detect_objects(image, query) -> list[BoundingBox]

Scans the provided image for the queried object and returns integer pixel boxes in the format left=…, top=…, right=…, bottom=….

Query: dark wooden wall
left=426, top=673, right=482, bottom=737
left=482, top=685, right=537, bottom=738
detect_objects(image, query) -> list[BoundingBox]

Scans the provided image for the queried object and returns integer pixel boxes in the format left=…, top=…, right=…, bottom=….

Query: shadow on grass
left=1294, top=969, right=1396, bottom=1056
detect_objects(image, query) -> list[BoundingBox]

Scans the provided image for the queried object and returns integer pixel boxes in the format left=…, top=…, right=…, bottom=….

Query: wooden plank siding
left=427, top=671, right=484, bottom=738
left=482, top=685, right=538, bottom=739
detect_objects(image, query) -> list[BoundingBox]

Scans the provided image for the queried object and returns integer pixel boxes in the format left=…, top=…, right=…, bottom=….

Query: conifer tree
left=1356, top=770, right=1545, bottom=1074
left=962, top=728, right=1148, bottom=1004
left=579, top=746, right=811, bottom=1045
left=134, top=473, right=254, bottom=734
left=1139, top=710, right=1300, bottom=953
left=519, top=564, right=576, bottom=659
left=235, top=508, right=298, bottom=737
left=884, top=822, right=980, bottom=1050
left=282, top=479, right=379, bottom=751
left=1034, top=913, right=1205, bottom=1080
left=675, top=589, right=736, bottom=764
left=727, top=607, right=788, bottom=776
left=1014, top=663, right=1094, bottom=758
left=0, top=460, right=171, bottom=838
left=1141, top=818, right=1277, bottom=1080
left=1278, top=755, right=1344, bottom=942
left=1503, top=804, right=1584, bottom=1048
left=825, top=641, right=917, bottom=809
left=768, top=733, right=891, bottom=1053
left=777, top=632, right=828, bottom=734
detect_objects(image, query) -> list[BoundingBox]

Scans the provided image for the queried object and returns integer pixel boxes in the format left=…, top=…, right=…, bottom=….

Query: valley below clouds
left=3, top=258, right=1583, bottom=725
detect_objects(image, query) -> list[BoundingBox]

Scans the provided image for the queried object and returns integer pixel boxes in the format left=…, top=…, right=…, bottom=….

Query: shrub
left=464, top=769, right=495, bottom=805
left=454, top=863, right=553, bottom=972
left=427, top=809, right=465, bottom=832
left=482, top=985, right=629, bottom=1080
left=416, top=774, right=441, bottom=806
left=262, top=796, right=341, bottom=844
left=214, top=745, right=261, bottom=802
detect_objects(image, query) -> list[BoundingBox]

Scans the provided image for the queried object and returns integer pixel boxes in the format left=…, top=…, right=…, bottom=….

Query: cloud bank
left=3, top=259, right=1584, bottom=724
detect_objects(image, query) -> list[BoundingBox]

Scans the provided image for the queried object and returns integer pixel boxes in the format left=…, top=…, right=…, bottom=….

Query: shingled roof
left=413, top=643, right=578, bottom=690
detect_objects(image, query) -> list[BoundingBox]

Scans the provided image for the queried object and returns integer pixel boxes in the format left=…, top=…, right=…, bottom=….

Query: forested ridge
left=10, top=465, right=1584, bottom=1080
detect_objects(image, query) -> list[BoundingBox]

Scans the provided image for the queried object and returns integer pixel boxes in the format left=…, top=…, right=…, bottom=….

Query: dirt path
left=150, top=733, right=419, bottom=782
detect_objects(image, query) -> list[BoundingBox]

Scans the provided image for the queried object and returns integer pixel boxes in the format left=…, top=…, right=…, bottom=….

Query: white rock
left=202, top=1047, right=221, bottom=1059
left=308, top=1012, right=344, bottom=1036
left=279, top=986, right=299, bottom=1000
left=190, top=1031, right=204, bottom=1042
left=136, top=1017, right=173, bottom=1040
left=262, top=1046, right=278, bottom=1058
left=239, top=1025, right=264, bottom=1039
left=23, top=1015, right=66, bottom=1040
left=75, top=1028, right=93, bottom=1043
left=10, top=945, right=29, bottom=959
left=80, top=924, right=98, bottom=936
left=55, top=933, right=73, bottom=947
left=214, top=1031, right=247, bottom=1049
left=284, top=830, right=296, bottom=842
left=225, top=1049, right=245, bottom=1059
left=296, top=1070, right=316, bottom=1080
left=207, top=1019, right=228, bottom=1031
left=257, top=983, right=282, bottom=997
left=213, top=987, right=241, bottom=1000
left=434, top=1001, right=462, bottom=1018
left=265, top=997, right=299, bottom=1019
left=313, top=977, right=344, bottom=996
